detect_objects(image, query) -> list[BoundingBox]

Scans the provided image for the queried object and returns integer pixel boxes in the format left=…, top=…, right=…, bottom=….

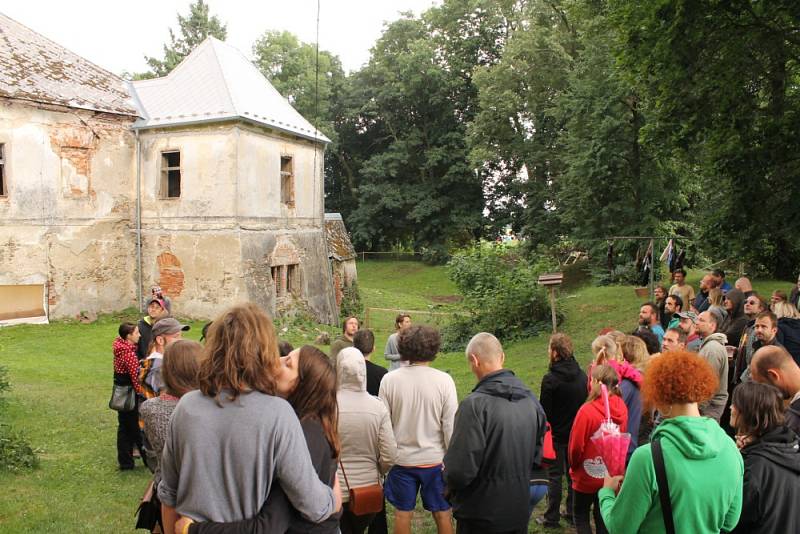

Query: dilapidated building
left=325, top=213, right=357, bottom=308
left=0, top=14, right=340, bottom=324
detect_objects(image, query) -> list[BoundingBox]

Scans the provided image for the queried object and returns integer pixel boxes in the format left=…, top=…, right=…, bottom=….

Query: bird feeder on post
left=538, top=272, right=564, bottom=334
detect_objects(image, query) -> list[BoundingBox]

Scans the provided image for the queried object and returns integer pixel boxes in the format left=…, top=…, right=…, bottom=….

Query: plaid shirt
left=113, top=337, right=143, bottom=394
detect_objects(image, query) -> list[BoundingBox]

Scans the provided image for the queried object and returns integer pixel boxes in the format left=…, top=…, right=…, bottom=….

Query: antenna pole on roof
left=313, top=0, right=320, bottom=208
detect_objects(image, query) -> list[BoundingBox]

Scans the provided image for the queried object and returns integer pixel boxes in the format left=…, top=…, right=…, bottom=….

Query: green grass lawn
left=0, top=261, right=791, bottom=533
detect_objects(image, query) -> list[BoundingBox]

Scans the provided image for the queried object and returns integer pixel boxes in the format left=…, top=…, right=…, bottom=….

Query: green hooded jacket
left=598, top=416, right=742, bottom=534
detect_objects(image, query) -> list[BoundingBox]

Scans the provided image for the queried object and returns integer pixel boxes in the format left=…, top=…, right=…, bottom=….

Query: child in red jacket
left=568, top=365, right=628, bottom=534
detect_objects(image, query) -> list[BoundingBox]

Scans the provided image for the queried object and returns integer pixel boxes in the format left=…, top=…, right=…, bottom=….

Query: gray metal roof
left=130, top=37, right=330, bottom=143
left=0, top=13, right=139, bottom=116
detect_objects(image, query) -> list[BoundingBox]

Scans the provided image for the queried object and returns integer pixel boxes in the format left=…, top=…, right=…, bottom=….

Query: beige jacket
left=336, top=348, right=398, bottom=502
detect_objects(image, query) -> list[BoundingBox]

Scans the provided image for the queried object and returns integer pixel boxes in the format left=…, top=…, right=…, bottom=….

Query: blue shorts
left=384, top=464, right=451, bottom=512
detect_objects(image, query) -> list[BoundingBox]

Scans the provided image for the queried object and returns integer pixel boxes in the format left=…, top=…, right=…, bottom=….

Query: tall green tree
left=467, top=0, right=576, bottom=242
left=340, top=15, right=484, bottom=254
left=555, top=5, right=676, bottom=245
left=608, top=0, right=800, bottom=276
left=139, top=0, right=227, bottom=79
left=252, top=30, right=345, bottom=136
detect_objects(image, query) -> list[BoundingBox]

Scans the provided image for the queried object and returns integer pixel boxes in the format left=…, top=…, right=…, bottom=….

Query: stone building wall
left=0, top=99, right=137, bottom=318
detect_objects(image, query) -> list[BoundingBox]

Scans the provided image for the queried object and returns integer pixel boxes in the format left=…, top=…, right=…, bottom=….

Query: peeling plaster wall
left=138, top=123, right=336, bottom=323
left=0, top=99, right=137, bottom=318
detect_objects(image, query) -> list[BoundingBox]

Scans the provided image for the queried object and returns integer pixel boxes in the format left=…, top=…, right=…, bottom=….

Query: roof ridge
left=207, top=37, right=237, bottom=117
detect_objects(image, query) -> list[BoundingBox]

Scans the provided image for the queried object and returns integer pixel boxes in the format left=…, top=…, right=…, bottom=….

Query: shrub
left=339, top=280, right=363, bottom=319
left=442, top=244, right=562, bottom=350
left=0, top=423, right=39, bottom=472
left=0, top=364, right=39, bottom=472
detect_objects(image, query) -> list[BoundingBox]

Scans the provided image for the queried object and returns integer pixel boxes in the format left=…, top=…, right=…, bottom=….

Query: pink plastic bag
left=590, top=384, right=631, bottom=477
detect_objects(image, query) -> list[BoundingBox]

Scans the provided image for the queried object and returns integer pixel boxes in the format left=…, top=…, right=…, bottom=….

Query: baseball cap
left=148, top=297, right=166, bottom=309
left=151, top=317, right=190, bottom=337
left=674, top=311, right=698, bottom=323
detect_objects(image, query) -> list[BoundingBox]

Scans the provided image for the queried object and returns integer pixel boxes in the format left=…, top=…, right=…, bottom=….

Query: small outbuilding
left=324, top=213, right=357, bottom=308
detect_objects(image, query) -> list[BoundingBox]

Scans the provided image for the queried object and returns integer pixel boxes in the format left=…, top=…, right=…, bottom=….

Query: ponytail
left=587, top=364, right=620, bottom=402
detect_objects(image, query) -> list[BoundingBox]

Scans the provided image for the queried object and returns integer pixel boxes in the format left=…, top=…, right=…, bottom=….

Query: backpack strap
left=651, top=437, right=676, bottom=534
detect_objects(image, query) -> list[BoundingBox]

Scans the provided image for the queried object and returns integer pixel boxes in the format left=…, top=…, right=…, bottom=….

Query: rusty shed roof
left=0, top=13, right=138, bottom=116
left=325, top=213, right=356, bottom=261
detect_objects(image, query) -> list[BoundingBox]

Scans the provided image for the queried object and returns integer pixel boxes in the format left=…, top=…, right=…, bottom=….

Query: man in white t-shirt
left=379, top=325, right=457, bottom=534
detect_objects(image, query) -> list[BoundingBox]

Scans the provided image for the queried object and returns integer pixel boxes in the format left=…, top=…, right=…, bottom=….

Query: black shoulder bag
left=651, top=437, right=676, bottom=534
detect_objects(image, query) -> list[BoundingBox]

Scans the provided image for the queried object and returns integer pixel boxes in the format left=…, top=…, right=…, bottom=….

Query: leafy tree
left=466, top=0, right=576, bottom=242
left=340, top=15, right=484, bottom=253
left=252, top=30, right=345, bottom=137
left=607, top=0, right=800, bottom=276
left=139, top=0, right=227, bottom=79
left=555, top=7, right=676, bottom=245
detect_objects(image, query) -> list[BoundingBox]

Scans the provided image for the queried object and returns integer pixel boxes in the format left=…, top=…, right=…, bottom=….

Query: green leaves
left=140, top=0, right=227, bottom=78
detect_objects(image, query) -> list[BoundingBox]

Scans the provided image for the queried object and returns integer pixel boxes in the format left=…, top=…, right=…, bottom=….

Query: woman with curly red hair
left=597, top=351, right=743, bottom=533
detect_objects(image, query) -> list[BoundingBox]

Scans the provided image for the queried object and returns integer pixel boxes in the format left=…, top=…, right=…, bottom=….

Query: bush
left=442, top=245, right=561, bottom=350
left=0, top=423, right=39, bottom=472
left=0, top=364, right=38, bottom=472
left=339, top=280, right=363, bottom=319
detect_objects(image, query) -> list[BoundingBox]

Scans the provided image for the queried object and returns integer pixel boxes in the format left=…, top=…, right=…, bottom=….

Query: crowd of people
left=110, top=273, right=800, bottom=534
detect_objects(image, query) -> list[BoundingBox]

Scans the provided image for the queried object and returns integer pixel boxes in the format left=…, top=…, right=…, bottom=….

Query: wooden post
left=538, top=272, right=563, bottom=334
left=648, top=238, right=655, bottom=301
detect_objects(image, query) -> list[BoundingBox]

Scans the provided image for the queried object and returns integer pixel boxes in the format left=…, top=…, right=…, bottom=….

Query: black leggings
left=116, top=407, right=143, bottom=469
left=573, top=490, right=607, bottom=534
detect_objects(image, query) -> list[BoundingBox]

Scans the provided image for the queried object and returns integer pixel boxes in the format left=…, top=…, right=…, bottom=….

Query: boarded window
left=280, top=156, right=294, bottom=208
left=272, top=266, right=282, bottom=297
left=0, top=284, right=46, bottom=321
left=0, top=143, right=6, bottom=196
left=286, top=264, right=299, bottom=295
left=161, top=151, right=181, bottom=198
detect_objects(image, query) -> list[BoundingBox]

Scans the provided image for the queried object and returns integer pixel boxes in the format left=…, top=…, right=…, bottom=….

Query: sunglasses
left=745, top=300, right=759, bottom=305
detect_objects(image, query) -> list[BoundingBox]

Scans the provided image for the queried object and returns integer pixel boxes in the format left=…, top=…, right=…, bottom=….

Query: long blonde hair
left=708, top=288, right=724, bottom=307
left=772, top=300, right=800, bottom=319
left=587, top=365, right=621, bottom=402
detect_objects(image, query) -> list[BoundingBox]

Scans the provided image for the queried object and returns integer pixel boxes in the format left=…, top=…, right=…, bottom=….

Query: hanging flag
left=659, top=239, right=673, bottom=263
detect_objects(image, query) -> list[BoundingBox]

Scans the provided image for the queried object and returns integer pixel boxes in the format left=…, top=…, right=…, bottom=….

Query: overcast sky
left=0, top=0, right=440, bottom=75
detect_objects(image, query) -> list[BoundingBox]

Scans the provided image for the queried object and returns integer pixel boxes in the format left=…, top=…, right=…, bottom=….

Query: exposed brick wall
left=157, top=252, right=185, bottom=297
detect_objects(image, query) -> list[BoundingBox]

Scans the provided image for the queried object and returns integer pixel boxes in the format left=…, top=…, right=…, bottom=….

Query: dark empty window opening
left=0, top=143, right=6, bottom=197
left=161, top=151, right=181, bottom=198
left=280, top=156, right=294, bottom=208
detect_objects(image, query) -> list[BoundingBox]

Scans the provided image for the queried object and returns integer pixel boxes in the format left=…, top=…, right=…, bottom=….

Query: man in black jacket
left=443, top=333, right=546, bottom=534
left=538, top=333, right=588, bottom=528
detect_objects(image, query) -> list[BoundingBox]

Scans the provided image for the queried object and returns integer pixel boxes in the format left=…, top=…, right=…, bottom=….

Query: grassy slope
left=0, top=261, right=789, bottom=533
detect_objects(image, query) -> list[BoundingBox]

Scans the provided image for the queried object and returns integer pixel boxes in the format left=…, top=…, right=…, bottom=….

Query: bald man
left=734, top=277, right=754, bottom=297
left=443, top=333, right=547, bottom=534
left=751, top=345, right=800, bottom=435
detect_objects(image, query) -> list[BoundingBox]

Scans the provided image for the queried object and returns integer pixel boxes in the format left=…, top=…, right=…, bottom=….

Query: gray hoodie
left=699, top=332, right=729, bottom=421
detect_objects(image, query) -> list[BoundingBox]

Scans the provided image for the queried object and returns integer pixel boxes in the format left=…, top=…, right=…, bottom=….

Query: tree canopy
left=130, top=0, right=800, bottom=274
left=137, top=0, right=227, bottom=79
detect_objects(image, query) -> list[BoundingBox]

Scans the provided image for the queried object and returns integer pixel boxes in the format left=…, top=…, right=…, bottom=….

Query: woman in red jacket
left=568, top=365, right=628, bottom=534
